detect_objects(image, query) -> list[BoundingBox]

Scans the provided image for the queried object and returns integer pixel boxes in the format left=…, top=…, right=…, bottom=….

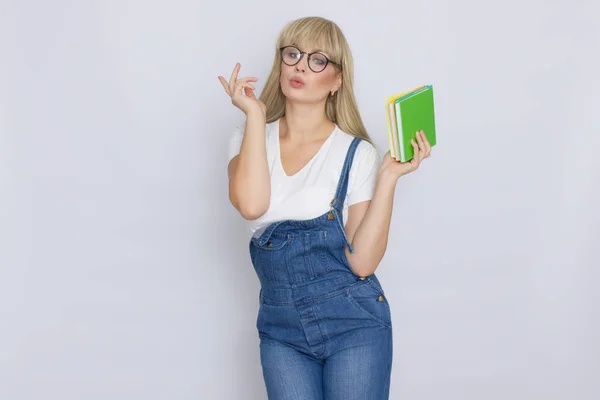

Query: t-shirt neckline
left=275, top=118, right=338, bottom=178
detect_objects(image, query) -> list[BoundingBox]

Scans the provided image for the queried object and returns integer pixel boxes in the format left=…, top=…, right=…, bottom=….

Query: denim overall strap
left=329, top=137, right=363, bottom=253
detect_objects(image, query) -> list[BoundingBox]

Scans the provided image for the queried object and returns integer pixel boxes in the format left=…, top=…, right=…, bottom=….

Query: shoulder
left=334, top=129, right=381, bottom=203
left=355, top=139, right=380, bottom=164
left=332, top=126, right=381, bottom=166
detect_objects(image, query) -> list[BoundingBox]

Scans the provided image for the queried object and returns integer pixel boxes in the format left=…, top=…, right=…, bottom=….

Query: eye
left=312, top=55, right=327, bottom=65
left=284, top=48, right=300, bottom=58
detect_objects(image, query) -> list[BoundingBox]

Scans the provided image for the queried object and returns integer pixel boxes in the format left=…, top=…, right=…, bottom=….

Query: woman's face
left=279, top=45, right=342, bottom=104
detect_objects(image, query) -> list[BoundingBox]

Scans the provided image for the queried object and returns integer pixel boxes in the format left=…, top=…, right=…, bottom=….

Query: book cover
left=386, top=85, right=436, bottom=162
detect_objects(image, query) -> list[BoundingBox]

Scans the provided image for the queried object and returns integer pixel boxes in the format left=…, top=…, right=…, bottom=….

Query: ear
left=332, top=71, right=342, bottom=93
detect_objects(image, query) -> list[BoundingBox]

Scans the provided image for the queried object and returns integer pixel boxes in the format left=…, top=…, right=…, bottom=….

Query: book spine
left=385, top=97, right=395, bottom=158
left=395, top=101, right=404, bottom=161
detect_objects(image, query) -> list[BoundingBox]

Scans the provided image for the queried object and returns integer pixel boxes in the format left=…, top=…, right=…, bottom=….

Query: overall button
left=266, top=242, right=272, bottom=247
left=378, top=295, right=385, bottom=302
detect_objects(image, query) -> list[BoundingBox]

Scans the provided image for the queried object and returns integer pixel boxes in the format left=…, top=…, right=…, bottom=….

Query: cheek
left=314, top=75, right=332, bottom=86
left=312, top=73, right=336, bottom=92
left=280, top=64, right=295, bottom=80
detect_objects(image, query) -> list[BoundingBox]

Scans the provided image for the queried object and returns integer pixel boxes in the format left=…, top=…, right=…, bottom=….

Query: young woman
left=219, top=16, right=431, bottom=400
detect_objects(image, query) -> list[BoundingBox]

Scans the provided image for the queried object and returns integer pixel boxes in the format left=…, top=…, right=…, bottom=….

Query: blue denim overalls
left=249, top=137, right=393, bottom=399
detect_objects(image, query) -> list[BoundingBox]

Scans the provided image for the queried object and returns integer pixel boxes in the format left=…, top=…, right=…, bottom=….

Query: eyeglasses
left=279, top=46, right=341, bottom=73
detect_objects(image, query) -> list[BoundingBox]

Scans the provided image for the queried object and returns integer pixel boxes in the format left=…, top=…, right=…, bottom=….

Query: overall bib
left=249, top=137, right=393, bottom=400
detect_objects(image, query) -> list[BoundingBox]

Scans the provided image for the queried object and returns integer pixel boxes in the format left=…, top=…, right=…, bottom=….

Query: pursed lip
left=290, top=77, right=305, bottom=84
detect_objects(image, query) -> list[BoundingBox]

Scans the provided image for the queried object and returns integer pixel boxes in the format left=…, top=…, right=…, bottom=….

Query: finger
left=229, top=62, right=241, bottom=90
left=419, top=131, right=429, bottom=159
left=243, top=86, right=256, bottom=98
left=423, top=132, right=432, bottom=157
left=412, top=137, right=422, bottom=164
left=419, top=131, right=431, bottom=158
left=218, top=76, right=232, bottom=96
left=416, top=131, right=426, bottom=154
left=235, top=83, right=256, bottom=101
left=419, top=131, right=428, bottom=158
left=235, top=82, right=256, bottom=94
left=238, top=76, right=259, bottom=82
left=410, top=139, right=420, bottom=168
left=420, top=131, right=430, bottom=147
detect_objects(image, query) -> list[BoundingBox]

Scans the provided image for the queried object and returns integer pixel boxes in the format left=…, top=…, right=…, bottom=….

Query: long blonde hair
left=258, top=16, right=373, bottom=144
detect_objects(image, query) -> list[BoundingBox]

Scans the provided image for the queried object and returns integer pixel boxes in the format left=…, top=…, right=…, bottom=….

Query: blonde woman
left=219, top=16, right=431, bottom=400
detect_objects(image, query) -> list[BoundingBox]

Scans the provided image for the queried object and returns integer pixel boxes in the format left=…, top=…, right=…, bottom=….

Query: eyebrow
left=291, top=43, right=328, bottom=55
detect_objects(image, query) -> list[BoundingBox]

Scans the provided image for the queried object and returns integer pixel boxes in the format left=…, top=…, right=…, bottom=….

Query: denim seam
left=261, top=279, right=366, bottom=306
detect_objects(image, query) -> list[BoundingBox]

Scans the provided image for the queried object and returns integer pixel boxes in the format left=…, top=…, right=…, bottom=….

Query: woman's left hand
left=380, top=130, right=432, bottom=179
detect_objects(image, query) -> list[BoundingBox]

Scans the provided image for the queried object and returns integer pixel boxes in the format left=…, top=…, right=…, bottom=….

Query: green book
left=386, top=85, right=437, bottom=162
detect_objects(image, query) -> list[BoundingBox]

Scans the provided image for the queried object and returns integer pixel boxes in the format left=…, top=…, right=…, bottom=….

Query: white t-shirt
left=227, top=118, right=381, bottom=238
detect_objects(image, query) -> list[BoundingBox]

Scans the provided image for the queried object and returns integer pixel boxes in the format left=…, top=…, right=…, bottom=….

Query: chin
left=282, top=90, right=306, bottom=103
left=281, top=86, right=323, bottom=104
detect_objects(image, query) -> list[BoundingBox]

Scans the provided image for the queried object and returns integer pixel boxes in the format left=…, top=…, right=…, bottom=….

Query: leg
left=322, top=330, right=393, bottom=400
left=260, top=337, right=324, bottom=400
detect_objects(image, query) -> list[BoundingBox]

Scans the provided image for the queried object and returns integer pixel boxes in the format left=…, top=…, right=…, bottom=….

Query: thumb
left=243, top=86, right=255, bottom=98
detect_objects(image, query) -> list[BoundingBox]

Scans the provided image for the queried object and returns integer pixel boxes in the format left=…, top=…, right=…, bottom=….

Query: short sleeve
left=346, top=140, right=381, bottom=206
left=227, top=122, right=246, bottom=163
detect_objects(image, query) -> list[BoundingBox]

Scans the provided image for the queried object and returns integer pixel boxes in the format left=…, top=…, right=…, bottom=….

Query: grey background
left=1, top=0, right=598, bottom=399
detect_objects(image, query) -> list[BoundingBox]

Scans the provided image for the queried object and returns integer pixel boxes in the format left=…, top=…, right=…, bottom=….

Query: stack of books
left=385, top=85, right=437, bottom=162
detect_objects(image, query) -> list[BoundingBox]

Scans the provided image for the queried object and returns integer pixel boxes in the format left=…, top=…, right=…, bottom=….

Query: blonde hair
left=259, top=16, right=373, bottom=144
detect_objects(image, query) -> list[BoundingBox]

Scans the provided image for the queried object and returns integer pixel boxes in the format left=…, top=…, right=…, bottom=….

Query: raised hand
left=381, top=130, right=432, bottom=179
left=218, top=63, right=266, bottom=117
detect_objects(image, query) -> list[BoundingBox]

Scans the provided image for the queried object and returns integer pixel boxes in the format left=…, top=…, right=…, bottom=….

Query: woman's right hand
left=218, top=63, right=266, bottom=117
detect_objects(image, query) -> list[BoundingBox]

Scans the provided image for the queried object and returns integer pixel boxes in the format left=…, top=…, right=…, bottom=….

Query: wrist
left=375, top=169, right=399, bottom=195
left=246, top=106, right=266, bottom=120
left=377, top=167, right=399, bottom=186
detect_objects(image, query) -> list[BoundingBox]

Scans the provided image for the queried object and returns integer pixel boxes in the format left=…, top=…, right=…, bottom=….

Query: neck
left=281, top=100, right=333, bottom=142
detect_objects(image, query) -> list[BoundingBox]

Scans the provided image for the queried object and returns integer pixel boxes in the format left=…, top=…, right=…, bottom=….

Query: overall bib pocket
left=250, top=233, right=292, bottom=282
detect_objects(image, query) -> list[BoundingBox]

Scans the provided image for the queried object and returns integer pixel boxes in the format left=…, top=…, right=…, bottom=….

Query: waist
left=259, top=272, right=383, bottom=306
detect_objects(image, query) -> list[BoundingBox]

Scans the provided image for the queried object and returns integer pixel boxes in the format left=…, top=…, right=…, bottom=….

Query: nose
left=295, top=54, right=308, bottom=73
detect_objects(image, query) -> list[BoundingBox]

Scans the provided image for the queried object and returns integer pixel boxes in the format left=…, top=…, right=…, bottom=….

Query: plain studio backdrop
left=1, top=0, right=598, bottom=399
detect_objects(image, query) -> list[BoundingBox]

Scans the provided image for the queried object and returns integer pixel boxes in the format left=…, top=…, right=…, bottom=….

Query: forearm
left=230, top=110, right=271, bottom=219
left=346, top=170, right=397, bottom=276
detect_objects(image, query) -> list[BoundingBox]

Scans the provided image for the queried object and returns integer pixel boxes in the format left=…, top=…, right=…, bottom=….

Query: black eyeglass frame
left=279, top=45, right=341, bottom=73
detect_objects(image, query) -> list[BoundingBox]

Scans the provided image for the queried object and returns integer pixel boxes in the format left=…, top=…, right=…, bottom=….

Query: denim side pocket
left=346, top=282, right=392, bottom=329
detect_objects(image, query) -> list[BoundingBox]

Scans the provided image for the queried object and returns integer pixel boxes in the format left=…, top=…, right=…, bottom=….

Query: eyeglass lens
left=281, top=47, right=329, bottom=72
